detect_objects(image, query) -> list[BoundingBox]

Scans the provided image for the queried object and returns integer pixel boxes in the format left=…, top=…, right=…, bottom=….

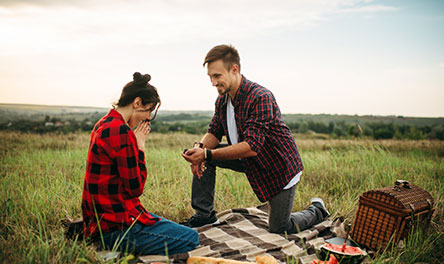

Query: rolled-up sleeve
left=208, top=100, right=224, bottom=141
left=243, top=94, right=274, bottom=153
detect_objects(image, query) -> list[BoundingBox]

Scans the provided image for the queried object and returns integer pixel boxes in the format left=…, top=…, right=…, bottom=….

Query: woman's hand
left=134, top=121, right=150, bottom=151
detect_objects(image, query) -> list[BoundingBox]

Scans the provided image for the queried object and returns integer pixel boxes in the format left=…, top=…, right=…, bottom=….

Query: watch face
left=193, top=142, right=203, bottom=148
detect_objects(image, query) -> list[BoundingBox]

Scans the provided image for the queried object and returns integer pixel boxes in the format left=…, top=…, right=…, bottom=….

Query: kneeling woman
left=82, top=72, right=199, bottom=255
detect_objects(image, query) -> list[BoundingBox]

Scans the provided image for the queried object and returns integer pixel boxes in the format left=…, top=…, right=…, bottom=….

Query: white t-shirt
left=226, top=96, right=300, bottom=189
left=227, top=97, right=239, bottom=145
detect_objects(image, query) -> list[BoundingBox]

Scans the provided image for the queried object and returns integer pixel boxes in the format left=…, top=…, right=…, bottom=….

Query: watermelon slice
left=323, top=243, right=365, bottom=255
left=319, top=243, right=367, bottom=264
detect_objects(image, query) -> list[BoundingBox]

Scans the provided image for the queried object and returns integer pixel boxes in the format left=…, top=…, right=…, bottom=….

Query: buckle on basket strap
left=409, top=203, right=415, bottom=213
left=426, top=199, right=432, bottom=208
left=426, top=199, right=434, bottom=220
left=392, top=185, right=401, bottom=191
left=393, top=180, right=411, bottom=191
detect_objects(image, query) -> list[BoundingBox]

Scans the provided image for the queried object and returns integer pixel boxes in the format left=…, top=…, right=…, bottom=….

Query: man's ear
left=231, top=64, right=240, bottom=74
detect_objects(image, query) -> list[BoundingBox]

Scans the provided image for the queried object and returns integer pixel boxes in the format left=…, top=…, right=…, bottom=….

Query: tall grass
left=0, top=131, right=443, bottom=263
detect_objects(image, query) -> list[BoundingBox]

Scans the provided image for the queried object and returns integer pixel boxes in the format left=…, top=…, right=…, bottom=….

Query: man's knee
left=269, top=226, right=284, bottom=234
left=268, top=221, right=288, bottom=234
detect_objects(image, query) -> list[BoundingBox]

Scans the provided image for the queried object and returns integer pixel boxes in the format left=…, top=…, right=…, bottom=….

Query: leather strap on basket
left=409, top=203, right=415, bottom=213
left=393, top=180, right=411, bottom=191
left=426, top=199, right=434, bottom=221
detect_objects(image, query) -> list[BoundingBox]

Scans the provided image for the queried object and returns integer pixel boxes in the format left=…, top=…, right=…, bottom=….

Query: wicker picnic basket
left=350, top=180, right=434, bottom=252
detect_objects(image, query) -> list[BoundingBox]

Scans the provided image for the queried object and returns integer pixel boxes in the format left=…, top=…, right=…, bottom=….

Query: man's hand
left=181, top=133, right=220, bottom=179
left=134, top=121, right=150, bottom=151
left=189, top=162, right=206, bottom=179
left=182, top=147, right=205, bottom=165
left=182, top=147, right=206, bottom=178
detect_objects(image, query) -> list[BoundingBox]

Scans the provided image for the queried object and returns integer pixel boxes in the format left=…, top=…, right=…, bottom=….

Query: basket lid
left=362, top=180, right=434, bottom=212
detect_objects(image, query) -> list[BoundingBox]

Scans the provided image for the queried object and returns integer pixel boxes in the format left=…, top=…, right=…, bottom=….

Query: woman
left=81, top=72, right=199, bottom=255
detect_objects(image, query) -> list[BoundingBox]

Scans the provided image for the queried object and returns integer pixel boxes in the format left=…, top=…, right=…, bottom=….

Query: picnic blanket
left=137, top=204, right=343, bottom=264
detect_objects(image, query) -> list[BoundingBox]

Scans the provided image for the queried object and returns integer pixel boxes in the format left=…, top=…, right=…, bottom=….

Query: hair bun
left=142, top=74, right=151, bottom=82
left=133, top=72, right=142, bottom=80
left=133, top=72, right=151, bottom=85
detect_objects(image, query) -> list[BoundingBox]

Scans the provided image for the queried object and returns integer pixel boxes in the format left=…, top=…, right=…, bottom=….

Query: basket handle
left=393, top=180, right=411, bottom=191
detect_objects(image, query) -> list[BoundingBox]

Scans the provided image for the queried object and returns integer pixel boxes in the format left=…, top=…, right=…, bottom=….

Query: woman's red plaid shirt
left=81, top=109, right=159, bottom=238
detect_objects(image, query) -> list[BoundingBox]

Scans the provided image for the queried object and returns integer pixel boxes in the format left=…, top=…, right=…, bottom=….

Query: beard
left=217, top=84, right=230, bottom=96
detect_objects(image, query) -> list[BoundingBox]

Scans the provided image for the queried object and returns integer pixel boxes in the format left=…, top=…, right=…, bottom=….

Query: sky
left=0, top=0, right=443, bottom=117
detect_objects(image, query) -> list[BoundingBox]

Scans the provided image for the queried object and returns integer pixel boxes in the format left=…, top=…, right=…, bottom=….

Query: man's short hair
left=203, top=44, right=241, bottom=72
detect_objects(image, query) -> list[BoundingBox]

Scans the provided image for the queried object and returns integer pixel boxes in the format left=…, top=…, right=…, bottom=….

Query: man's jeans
left=191, top=144, right=325, bottom=234
left=102, top=214, right=199, bottom=255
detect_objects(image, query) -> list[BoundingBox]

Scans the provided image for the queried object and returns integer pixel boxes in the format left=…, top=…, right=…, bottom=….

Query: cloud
left=0, top=0, right=90, bottom=7
left=337, top=5, right=399, bottom=13
left=0, top=0, right=400, bottom=56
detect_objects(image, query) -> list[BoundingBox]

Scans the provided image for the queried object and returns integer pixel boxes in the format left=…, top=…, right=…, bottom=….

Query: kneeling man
left=181, top=44, right=329, bottom=234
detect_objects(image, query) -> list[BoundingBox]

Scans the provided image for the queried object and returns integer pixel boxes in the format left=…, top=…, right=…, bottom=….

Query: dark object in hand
left=183, top=149, right=188, bottom=154
left=193, top=142, right=204, bottom=148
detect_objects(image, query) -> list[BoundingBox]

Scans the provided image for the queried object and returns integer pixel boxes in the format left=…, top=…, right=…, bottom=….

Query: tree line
left=1, top=114, right=443, bottom=140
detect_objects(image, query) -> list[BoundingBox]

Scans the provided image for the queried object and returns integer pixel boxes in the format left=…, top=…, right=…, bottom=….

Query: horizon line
left=1, top=102, right=443, bottom=119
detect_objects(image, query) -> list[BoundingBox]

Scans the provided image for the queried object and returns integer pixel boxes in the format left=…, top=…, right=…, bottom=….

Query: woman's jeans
left=102, top=215, right=199, bottom=256
left=191, top=144, right=324, bottom=234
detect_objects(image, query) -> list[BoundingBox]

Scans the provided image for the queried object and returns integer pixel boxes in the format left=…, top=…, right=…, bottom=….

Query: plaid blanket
left=138, top=204, right=342, bottom=264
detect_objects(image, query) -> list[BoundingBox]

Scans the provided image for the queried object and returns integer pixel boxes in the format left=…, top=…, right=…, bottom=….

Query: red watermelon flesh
left=323, top=243, right=364, bottom=255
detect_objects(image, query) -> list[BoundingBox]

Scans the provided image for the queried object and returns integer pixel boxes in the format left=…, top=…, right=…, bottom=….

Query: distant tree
left=328, top=122, right=335, bottom=134
left=421, top=125, right=432, bottom=134
left=333, top=127, right=346, bottom=138
left=429, top=125, right=444, bottom=140
left=396, top=125, right=410, bottom=136
left=299, top=122, right=309, bottom=133
left=307, top=121, right=329, bottom=134
left=331, top=121, right=347, bottom=138
left=287, top=122, right=299, bottom=132
left=406, top=127, right=424, bottom=140
left=374, top=128, right=394, bottom=139
left=347, top=124, right=362, bottom=138
left=363, top=126, right=373, bottom=137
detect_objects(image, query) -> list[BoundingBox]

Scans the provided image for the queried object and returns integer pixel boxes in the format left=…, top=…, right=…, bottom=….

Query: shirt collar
left=108, top=108, right=126, bottom=123
left=223, top=75, right=247, bottom=106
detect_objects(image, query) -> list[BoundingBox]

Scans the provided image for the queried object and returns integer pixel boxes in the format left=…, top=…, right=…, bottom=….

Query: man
left=181, top=44, right=329, bottom=234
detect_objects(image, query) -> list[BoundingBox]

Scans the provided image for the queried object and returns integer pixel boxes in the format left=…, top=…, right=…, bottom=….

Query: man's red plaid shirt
left=208, top=76, right=304, bottom=202
left=82, top=109, right=159, bottom=238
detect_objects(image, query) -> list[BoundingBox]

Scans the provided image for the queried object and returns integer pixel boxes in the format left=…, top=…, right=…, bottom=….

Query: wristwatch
left=193, top=142, right=204, bottom=148
left=204, top=148, right=212, bottom=162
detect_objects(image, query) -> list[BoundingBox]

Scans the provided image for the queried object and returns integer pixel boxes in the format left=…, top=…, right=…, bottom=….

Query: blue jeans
left=102, top=214, right=199, bottom=255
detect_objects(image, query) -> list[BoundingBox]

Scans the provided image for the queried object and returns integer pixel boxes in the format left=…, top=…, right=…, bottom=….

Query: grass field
left=0, top=131, right=443, bottom=263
